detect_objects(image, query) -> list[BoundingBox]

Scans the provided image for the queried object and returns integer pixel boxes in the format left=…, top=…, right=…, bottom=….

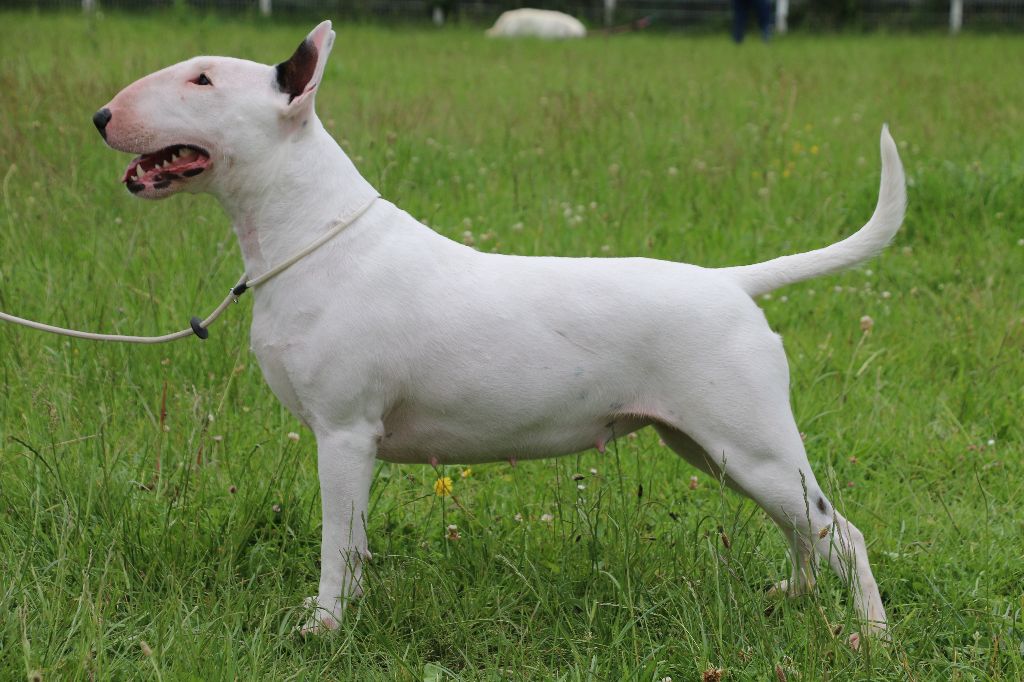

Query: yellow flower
left=460, top=467, right=473, bottom=478
left=433, top=476, right=453, bottom=497
left=810, top=144, right=820, bottom=155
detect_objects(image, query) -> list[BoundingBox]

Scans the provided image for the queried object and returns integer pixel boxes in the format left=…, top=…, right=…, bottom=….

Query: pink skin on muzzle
left=97, top=66, right=214, bottom=199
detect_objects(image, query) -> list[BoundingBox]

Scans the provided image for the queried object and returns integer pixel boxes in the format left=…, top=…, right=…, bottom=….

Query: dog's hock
left=276, top=20, right=335, bottom=112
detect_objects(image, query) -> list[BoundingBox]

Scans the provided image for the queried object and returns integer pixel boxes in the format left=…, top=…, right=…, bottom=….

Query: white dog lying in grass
left=486, top=9, right=587, bottom=39
left=92, top=20, right=905, bottom=646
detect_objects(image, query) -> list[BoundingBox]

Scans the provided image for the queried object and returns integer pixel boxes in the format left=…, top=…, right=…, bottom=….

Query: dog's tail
left=721, top=125, right=906, bottom=298
left=597, top=15, right=653, bottom=36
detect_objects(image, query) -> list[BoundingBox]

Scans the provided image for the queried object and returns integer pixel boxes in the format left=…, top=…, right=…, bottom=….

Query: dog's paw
left=766, top=578, right=812, bottom=599
left=848, top=622, right=890, bottom=651
left=295, top=596, right=342, bottom=636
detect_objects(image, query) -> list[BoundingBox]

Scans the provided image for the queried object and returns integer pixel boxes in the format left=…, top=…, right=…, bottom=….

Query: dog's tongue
left=122, top=146, right=210, bottom=186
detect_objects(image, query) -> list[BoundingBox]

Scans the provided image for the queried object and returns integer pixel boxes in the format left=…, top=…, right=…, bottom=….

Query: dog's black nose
left=92, top=108, right=112, bottom=139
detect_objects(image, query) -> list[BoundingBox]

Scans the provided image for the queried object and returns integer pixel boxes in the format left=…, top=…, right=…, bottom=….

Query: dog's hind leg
left=655, top=424, right=817, bottom=599
left=749, top=458, right=886, bottom=648
left=771, top=529, right=817, bottom=598
left=812, top=509, right=887, bottom=648
left=654, top=329, right=886, bottom=644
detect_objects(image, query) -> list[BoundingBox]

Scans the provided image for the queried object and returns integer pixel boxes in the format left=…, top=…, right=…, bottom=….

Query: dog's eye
left=192, top=73, right=212, bottom=86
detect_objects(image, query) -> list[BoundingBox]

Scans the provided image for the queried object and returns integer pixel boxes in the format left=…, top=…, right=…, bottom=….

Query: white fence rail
left=23, top=0, right=1023, bottom=32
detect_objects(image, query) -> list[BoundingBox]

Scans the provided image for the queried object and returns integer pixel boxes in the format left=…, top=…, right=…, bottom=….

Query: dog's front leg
left=300, top=422, right=379, bottom=635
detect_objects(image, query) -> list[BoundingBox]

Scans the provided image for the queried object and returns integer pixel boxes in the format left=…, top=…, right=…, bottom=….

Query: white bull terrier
left=486, top=9, right=587, bottom=39
left=94, top=21, right=905, bottom=645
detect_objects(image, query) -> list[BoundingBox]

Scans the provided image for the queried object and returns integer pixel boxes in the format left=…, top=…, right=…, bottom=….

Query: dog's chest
left=247, top=292, right=332, bottom=426
left=249, top=324, right=310, bottom=424
left=246, top=289, right=381, bottom=428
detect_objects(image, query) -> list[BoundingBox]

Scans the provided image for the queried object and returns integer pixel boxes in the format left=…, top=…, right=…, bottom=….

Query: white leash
left=0, top=194, right=379, bottom=345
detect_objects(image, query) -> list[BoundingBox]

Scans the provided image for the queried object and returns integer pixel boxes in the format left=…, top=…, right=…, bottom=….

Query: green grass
left=1, top=12, right=1023, bottom=680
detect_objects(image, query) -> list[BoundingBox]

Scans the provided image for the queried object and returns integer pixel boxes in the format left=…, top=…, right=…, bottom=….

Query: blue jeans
left=732, top=0, right=772, bottom=43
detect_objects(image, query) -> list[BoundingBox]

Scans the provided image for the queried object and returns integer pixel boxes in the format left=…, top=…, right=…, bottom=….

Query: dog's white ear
left=275, top=20, right=335, bottom=115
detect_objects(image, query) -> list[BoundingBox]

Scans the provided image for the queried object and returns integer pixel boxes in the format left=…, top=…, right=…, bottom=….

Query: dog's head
left=94, top=21, right=335, bottom=200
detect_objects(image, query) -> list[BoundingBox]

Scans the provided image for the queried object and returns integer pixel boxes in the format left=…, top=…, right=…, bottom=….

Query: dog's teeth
left=134, top=167, right=143, bottom=180
left=171, top=153, right=180, bottom=163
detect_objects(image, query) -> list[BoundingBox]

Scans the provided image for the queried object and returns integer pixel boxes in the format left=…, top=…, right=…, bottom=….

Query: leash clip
left=230, top=281, right=249, bottom=304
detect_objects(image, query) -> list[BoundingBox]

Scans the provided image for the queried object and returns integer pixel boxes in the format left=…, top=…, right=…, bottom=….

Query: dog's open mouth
left=121, top=144, right=211, bottom=193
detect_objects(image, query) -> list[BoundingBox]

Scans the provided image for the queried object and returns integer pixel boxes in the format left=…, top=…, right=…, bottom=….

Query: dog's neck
left=213, top=117, right=379, bottom=277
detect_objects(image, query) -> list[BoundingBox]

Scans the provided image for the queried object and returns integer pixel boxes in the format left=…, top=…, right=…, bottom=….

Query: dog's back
left=486, top=9, right=587, bottom=39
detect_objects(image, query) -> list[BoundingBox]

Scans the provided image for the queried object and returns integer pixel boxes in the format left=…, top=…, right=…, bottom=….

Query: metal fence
left=5, top=0, right=1024, bottom=31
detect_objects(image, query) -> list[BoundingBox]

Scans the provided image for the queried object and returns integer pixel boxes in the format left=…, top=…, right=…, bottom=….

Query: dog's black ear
left=276, top=20, right=334, bottom=111
left=276, top=39, right=318, bottom=103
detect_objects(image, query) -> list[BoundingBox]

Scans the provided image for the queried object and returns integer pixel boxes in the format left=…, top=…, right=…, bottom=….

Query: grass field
left=1, top=12, right=1023, bottom=680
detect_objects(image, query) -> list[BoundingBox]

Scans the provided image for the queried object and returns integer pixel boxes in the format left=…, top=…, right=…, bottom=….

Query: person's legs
left=754, top=0, right=772, bottom=41
left=732, top=0, right=750, bottom=43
